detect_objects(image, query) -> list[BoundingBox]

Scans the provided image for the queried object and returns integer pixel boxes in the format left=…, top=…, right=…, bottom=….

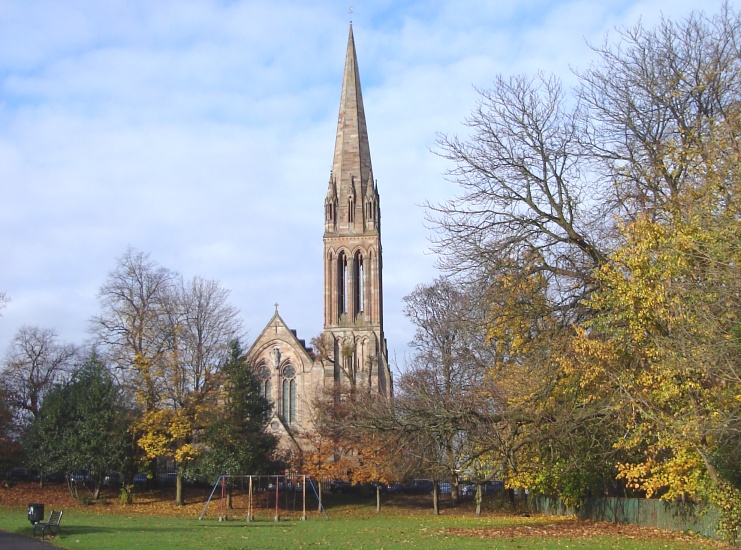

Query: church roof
left=248, top=309, right=314, bottom=361
left=331, top=25, right=373, bottom=196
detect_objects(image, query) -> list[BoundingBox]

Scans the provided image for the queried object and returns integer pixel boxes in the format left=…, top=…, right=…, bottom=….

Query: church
left=246, top=25, right=392, bottom=457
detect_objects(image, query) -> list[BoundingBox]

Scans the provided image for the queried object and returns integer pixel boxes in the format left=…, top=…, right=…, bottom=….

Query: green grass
left=0, top=506, right=718, bottom=550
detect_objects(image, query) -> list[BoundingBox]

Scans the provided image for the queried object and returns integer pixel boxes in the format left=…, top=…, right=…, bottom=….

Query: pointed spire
left=332, top=25, right=373, bottom=201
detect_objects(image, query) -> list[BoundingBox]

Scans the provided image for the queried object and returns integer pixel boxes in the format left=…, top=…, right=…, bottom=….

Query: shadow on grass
left=11, top=525, right=115, bottom=537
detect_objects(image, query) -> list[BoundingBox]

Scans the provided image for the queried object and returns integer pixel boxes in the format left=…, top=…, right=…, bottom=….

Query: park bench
left=33, top=509, right=63, bottom=540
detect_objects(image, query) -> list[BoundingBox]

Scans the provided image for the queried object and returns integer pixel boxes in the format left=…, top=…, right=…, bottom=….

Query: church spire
left=331, top=25, right=373, bottom=203
left=323, top=25, right=390, bottom=397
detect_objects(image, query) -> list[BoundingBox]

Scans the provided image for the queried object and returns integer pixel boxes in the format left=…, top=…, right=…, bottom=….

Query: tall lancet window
left=282, top=364, right=296, bottom=424
left=338, top=251, right=348, bottom=317
left=258, top=363, right=271, bottom=402
left=354, top=251, right=364, bottom=315
left=366, top=198, right=375, bottom=223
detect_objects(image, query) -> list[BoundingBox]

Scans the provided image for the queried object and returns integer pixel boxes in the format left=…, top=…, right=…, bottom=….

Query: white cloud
left=0, top=0, right=728, bottom=363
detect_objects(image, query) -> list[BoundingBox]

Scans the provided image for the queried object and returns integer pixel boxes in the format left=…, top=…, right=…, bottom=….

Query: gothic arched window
left=337, top=251, right=348, bottom=317
left=282, top=364, right=296, bottom=424
left=258, top=363, right=272, bottom=402
left=354, top=250, right=364, bottom=315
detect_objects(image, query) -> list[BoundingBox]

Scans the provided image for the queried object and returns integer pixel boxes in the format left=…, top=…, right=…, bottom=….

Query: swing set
left=198, top=474, right=328, bottom=522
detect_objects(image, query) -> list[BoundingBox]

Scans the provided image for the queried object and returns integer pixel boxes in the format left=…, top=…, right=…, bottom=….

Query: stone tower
left=247, top=25, right=392, bottom=457
left=323, top=25, right=391, bottom=396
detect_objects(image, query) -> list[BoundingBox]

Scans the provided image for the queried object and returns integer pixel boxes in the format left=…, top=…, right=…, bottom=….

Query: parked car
left=36, top=471, right=65, bottom=483
left=103, top=472, right=121, bottom=486
left=402, top=479, right=434, bottom=495
left=68, top=469, right=91, bottom=482
left=384, top=482, right=403, bottom=494
left=329, top=480, right=352, bottom=494
left=369, top=481, right=400, bottom=494
left=133, top=473, right=148, bottom=486
left=483, top=480, right=504, bottom=495
left=6, top=467, right=32, bottom=481
left=158, top=472, right=178, bottom=486
left=268, top=480, right=295, bottom=491
left=461, top=480, right=504, bottom=497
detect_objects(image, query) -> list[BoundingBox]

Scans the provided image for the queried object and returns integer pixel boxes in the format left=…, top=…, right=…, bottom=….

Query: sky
left=0, top=0, right=728, bottom=373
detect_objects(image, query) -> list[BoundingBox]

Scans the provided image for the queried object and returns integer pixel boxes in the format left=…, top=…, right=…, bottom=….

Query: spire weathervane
left=349, top=5, right=353, bottom=24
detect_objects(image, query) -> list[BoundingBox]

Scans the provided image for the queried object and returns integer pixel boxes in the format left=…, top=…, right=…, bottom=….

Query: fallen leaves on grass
left=445, top=518, right=732, bottom=548
left=0, top=482, right=212, bottom=517
left=0, top=482, right=733, bottom=548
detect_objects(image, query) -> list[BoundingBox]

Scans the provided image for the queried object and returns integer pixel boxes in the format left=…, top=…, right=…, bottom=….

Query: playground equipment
left=198, top=474, right=328, bottom=522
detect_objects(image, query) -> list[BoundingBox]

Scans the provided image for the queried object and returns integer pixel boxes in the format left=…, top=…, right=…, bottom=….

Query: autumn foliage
left=424, top=4, right=741, bottom=542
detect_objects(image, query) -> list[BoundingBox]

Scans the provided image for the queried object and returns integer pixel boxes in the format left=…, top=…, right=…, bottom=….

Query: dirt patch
left=446, top=517, right=731, bottom=548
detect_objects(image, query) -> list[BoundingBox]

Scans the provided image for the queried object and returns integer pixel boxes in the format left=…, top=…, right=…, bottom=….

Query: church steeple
left=327, top=25, right=380, bottom=236
left=332, top=25, right=373, bottom=199
left=323, top=25, right=390, bottom=396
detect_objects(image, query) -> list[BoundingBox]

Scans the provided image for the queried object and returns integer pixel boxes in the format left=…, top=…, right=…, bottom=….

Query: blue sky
left=0, top=0, right=726, bottom=371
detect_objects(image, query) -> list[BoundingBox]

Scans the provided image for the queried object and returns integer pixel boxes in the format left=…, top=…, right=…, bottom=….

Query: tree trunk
left=175, top=473, right=184, bottom=506
left=318, top=483, right=323, bottom=512
left=376, top=484, right=381, bottom=513
left=433, top=482, right=439, bottom=515
left=475, top=484, right=482, bottom=517
left=67, top=478, right=77, bottom=498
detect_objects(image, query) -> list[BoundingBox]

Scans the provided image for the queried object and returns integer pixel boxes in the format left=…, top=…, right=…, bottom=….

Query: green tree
left=0, top=386, right=22, bottom=463
left=24, top=353, right=133, bottom=499
left=196, top=340, right=277, bottom=497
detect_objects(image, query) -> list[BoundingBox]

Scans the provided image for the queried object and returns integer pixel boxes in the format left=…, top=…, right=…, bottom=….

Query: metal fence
left=530, top=496, right=722, bottom=541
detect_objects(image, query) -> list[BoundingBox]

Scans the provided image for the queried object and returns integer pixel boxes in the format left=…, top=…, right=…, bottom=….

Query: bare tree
left=161, top=276, right=242, bottom=410
left=431, top=7, right=741, bottom=317
left=578, top=5, right=741, bottom=216
left=0, top=326, right=77, bottom=428
left=431, top=73, right=609, bottom=317
left=90, top=247, right=176, bottom=409
left=157, top=276, right=243, bottom=506
left=333, top=279, right=498, bottom=513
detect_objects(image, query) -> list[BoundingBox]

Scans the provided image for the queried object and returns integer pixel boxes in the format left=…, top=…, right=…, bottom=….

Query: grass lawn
left=0, top=507, right=728, bottom=550
left=0, top=483, right=729, bottom=549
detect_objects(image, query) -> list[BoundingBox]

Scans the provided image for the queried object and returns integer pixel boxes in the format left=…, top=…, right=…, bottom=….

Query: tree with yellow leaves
left=577, top=189, right=741, bottom=538
left=428, top=5, right=741, bottom=538
left=93, top=249, right=242, bottom=505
